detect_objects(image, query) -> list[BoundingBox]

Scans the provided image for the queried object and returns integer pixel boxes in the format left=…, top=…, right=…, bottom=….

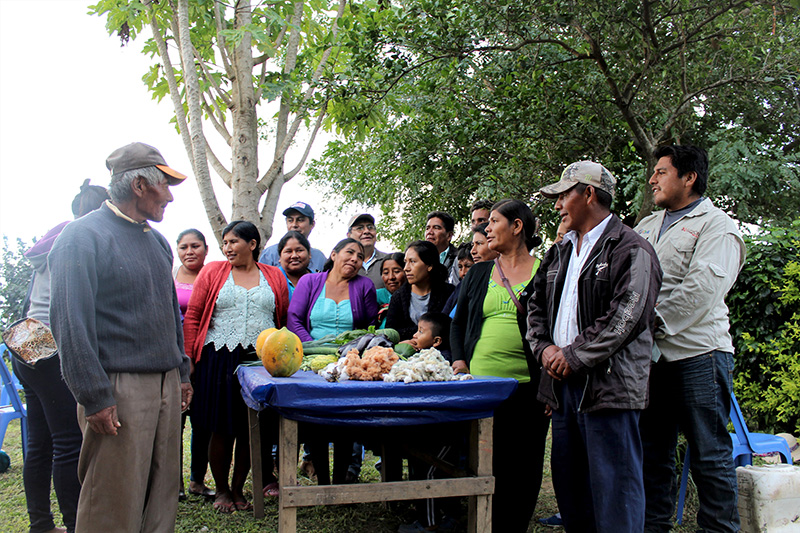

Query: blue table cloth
left=236, top=367, right=518, bottom=427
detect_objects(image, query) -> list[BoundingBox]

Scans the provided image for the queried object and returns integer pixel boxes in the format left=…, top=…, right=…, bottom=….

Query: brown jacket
left=526, top=215, right=662, bottom=412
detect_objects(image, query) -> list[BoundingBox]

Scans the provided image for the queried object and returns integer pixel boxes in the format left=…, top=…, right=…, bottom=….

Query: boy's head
left=456, top=242, right=474, bottom=279
left=413, top=312, right=451, bottom=351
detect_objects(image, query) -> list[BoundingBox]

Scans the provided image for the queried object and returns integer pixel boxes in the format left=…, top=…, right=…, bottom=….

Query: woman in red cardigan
left=184, top=220, right=289, bottom=513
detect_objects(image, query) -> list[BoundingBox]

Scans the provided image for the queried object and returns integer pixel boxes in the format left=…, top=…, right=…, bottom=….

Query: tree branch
left=254, top=21, right=288, bottom=65
left=259, top=0, right=347, bottom=190
left=284, top=104, right=327, bottom=181
left=204, top=136, right=233, bottom=187
left=254, top=59, right=268, bottom=101
left=659, top=0, right=752, bottom=57
left=214, top=0, right=234, bottom=77
left=195, top=46, right=233, bottom=108
left=177, top=0, right=227, bottom=241
left=201, top=94, right=232, bottom=143
left=147, top=4, right=195, bottom=168
left=274, top=0, right=304, bottom=163
left=658, top=75, right=751, bottom=140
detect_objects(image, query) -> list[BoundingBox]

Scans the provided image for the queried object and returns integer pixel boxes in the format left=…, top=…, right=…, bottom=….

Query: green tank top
left=470, top=261, right=538, bottom=381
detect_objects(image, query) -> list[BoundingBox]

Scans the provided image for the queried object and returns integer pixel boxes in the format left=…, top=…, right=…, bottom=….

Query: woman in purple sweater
left=286, top=238, right=378, bottom=485
left=287, top=238, right=378, bottom=342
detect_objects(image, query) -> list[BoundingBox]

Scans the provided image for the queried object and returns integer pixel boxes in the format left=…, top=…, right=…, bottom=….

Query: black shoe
left=188, top=486, right=216, bottom=501
left=538, top=513, right=563, bottom=526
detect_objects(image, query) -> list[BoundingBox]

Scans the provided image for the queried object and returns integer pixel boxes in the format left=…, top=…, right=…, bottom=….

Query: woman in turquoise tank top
left=450, top=199, right=550, bottom=533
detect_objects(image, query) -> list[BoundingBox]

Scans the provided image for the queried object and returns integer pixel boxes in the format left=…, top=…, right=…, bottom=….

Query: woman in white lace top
left=183, top=221, right=289, bottom=514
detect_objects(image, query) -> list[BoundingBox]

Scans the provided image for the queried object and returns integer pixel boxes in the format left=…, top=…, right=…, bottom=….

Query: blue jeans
left=551, top=378, right=645, bottom=533
left=12, top=355, right=82, bottom=533
left=640, top=351, right=739, bottom=533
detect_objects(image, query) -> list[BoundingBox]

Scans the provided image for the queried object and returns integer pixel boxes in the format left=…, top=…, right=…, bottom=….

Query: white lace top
left=204, top=271, right=276, bottom=351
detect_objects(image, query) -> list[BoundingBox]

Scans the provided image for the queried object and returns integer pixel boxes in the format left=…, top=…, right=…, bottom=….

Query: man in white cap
left=49, top=142, right=193, bottom=532
left=526, top=160, right=662, bottom=533
left=259, top=201, right=327, bottom=272
left=347, top=213, right=392, bottom=288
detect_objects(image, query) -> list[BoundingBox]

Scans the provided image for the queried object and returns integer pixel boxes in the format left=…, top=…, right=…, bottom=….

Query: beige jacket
left=634, top=198, right=745, bottom=361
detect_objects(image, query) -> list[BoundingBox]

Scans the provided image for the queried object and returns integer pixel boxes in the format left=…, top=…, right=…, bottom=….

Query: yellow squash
left=259, top=327, right=303, bottom=377
left=256, top=327, right=278, bottom=354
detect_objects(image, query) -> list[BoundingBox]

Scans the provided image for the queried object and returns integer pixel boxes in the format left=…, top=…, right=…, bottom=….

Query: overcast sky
left=0, top=0, right=379, bottom=263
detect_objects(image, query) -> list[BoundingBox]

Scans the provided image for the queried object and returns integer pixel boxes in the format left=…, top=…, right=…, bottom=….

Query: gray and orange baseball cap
left=106, top=142, right=187, bottom=184
left=540, top=161, right=616, bottom=199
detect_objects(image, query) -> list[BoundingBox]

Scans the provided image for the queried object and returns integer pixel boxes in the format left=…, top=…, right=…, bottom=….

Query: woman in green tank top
left=450, top=199, right=550, bottom=533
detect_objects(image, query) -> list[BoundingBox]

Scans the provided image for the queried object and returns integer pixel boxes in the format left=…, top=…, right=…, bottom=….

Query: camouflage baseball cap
left=539, top=161, right=616, bottom=199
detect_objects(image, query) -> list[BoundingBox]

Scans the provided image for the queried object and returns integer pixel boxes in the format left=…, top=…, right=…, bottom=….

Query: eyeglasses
left=352, top=224, right=376, bottom=232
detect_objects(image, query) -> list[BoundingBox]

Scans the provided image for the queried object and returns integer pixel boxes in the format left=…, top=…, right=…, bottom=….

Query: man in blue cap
left=259, top=201, right=327, bottom=272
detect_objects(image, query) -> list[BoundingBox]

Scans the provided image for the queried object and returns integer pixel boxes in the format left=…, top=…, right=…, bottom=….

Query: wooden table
left=237, top=368, right=518, bottom=533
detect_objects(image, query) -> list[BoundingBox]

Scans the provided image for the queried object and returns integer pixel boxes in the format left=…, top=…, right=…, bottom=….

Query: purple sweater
left=287, top=272, right=378, bottom=342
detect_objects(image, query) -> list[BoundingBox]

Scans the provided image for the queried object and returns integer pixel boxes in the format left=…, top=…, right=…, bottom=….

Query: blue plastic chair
left=675, top=390, right=792, bottom=524
left=0, top=343, right=28, bottom=460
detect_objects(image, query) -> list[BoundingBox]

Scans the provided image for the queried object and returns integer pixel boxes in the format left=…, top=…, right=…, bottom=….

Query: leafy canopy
left=308, top=0, right=800, bottom=246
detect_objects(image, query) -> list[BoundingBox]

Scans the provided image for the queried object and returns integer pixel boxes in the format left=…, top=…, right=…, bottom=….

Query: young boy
left=400, top=312, right=452, bottom=361
left=395, top=312, right=461, bottom=533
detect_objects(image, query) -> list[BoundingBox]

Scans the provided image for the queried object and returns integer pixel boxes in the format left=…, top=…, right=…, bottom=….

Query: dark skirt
left=191, top=344, right=257, bottom=437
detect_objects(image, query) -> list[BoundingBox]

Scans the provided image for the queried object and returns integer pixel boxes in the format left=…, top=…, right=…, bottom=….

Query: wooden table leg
left=468, top=417, right=493, bottom=533
left=278, top=416, right=298, bottom=533
left=248, top=408, right=265, bottom=518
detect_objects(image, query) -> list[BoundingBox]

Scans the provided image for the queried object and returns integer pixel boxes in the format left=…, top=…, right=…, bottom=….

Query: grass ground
left=0, top=418, right=700, bottom=532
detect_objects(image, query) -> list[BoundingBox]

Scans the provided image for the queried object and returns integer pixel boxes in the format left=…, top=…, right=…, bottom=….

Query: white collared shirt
left=553, top=214, right=612, bottom=347
left=363, top=248, right=378, bottom=270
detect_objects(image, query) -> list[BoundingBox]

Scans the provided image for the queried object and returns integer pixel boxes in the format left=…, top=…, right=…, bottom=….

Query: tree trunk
left=230, top=0, right=264, bottom=239
left=635, top=155, right=657, bottom=225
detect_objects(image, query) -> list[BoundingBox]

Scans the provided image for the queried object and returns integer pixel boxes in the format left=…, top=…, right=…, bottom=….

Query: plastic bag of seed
left=2, top=317, right=58, bottom=367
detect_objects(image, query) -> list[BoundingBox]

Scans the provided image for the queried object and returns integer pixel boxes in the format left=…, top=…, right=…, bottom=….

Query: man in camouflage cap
left=539, top=160, right=617, bottom=199
left=527, top=160, right=662, bottom=532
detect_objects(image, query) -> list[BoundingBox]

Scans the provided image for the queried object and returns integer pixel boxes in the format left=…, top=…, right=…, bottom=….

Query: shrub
left=729, top=220, right=800, bottom=433
left=0, top=236, right=33, bottom=330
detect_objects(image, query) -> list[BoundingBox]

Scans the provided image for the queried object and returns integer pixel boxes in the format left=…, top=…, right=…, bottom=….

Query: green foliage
left=0, top=235, right=32, bottom=330
left=729, top=220, right=800, bottom=433
left=309, top=0, right=800, bottom=245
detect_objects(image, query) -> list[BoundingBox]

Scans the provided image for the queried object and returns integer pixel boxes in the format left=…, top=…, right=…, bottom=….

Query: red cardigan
left=183, top=261, right=289, bottom=363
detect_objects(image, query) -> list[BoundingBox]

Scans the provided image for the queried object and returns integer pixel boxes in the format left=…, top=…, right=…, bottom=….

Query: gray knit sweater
left=49, top=203, right=190, bottom=415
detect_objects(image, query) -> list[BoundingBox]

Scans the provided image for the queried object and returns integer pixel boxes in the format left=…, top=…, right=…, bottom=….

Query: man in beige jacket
left=634, top=145, right=745, bottom=533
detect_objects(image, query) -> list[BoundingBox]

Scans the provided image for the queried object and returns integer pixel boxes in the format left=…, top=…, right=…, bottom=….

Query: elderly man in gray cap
left=49, top=142, right=193, bottom=532
left=526, top=161, right=662, bottom=533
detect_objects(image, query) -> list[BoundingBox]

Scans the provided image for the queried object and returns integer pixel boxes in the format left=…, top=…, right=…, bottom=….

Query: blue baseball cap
left=282, top=201, right=315, bottom=220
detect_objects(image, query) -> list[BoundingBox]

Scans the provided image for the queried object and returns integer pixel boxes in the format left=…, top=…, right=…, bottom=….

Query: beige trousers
left=76, top=369, right=181, bottom=533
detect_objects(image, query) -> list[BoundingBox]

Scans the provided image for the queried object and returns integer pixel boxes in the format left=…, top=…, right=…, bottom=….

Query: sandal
left=213, top=499, right=235, bottom=514
left=234, top=499, right=252, bottom=511
left=263, top=482, right=279, bottom=497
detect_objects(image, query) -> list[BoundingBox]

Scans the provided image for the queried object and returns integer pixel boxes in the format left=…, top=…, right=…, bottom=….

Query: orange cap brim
left=157, top=164, right=187, bottom=184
